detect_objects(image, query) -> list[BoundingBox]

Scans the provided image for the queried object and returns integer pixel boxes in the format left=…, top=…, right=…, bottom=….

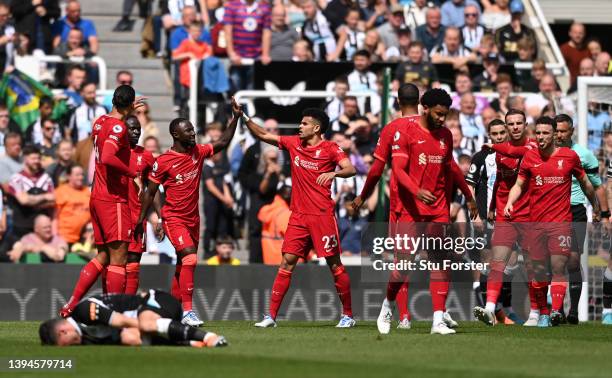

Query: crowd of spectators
left=0, top=0, right=610, bottom=266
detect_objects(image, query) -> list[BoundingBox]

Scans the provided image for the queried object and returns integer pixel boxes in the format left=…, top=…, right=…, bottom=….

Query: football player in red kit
left=238, top=99, right=358, bottom=328
left=504, top=116, right=599, bottom=327
left=135, top=103, right=240, bottom=326
left=60, top=85, right=145, bottom=317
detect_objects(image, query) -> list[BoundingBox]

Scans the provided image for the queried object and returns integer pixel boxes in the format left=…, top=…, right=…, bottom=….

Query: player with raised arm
left=503, top=116, right=599, bottom=327
left=388, top=88, right=477, bottom=335
left=473, top=109, right=540, bottom=327
left=40, top=290, right=227, bottom=347
left=135, top=107, right=240, bottom=327
left=60, top=85, right=145, bottom=317
left=238, top=100, right=357, bottom=328
left=602, top=159, right=612, bottom=325
left=554, top=113, right=610, bottom=324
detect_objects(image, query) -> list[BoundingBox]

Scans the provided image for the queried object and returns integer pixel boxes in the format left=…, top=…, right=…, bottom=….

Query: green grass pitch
left=1, top=321, right=611, bottom=378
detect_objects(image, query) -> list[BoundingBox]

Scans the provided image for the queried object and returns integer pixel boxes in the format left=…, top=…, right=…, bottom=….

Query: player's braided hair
left=420, top=88, right=452, bottom=109
left=112, top=84, right=136, bottom=110
left=302, top=108, right=330, bottom=134
left=39, top=319, right=62, bottom=345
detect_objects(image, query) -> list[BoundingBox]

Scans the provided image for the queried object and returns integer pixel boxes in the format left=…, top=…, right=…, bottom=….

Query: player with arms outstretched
left=385, top=88, right=476, bottom=335
left=237, top=100, right=357, bottom=328
left=60, top=85, right=145, bottom=317
left=135, top=107, right=239, bottom=326
left=503, top=116, right=599, bottom=327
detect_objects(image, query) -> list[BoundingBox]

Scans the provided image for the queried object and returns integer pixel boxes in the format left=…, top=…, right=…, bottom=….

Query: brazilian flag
left=0, top=69, right=68, bottom=132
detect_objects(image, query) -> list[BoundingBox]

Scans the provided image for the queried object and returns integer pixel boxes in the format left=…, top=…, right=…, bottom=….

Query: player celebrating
left=554, top=114, right=610, bottom=324
left=473, top=109, right=539, bottom=327
left=135, top=108, right=239, bottom=327
left=40, top=290, right=227, bottom=347
left=60, top=85, right=145, bottom=317
left=239, top=101, right=357, bottom=328
left=387, top=88, right=476, bottom=335
left=503, top=116, right=599, bottom=327
left=124, top=115, right=160, bottom=294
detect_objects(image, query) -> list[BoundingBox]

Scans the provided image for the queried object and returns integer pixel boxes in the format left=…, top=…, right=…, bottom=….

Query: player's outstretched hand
left=316, top=172, right=336, bottom=186
left=231, top=97, right=243, bottom=117
left=467, top=199, right=478, bottom=220
left=416, top=188, right=436, bottom=205
left=503, top=203, right=513, bottom=218
left=133, top=96, right=148, bottom=111
left=351, top=195, right=364, bottom=211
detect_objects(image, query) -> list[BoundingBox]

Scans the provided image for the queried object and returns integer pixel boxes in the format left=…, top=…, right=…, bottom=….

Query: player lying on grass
left=233, top=98, right=358, bottom=328
left=39, top=290, right=227, bottom=347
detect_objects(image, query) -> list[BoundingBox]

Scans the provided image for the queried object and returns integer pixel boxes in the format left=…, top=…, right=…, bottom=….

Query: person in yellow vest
left=205, top=236, right=241, bottom=266
left=259, top=185, right=292, bottom=265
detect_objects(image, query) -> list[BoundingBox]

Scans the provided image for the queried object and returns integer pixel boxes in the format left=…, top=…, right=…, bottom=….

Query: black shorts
left=138, top=290, right=183, bottom=321
left=570, top=204, right=588, bottom=254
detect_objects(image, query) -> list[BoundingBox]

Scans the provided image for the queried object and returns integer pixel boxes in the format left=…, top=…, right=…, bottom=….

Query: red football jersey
left=373, top=115, right=421, bottom=214
left=518, top=147, right=585, bottom=222
left=278, top=135, right=348, bottom=216
left=149, top=144, right=214, bottom=223
left=492, top=138, right=537, bottom=222
left=391, top=124, right=453, bottom=217
left=128, top=146, right=155, bottom=223
left=91, top=115, right=131, bottom=203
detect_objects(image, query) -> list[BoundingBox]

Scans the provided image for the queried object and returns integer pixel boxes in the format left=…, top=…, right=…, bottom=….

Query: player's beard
left=426, top=112, right=440, bottom=129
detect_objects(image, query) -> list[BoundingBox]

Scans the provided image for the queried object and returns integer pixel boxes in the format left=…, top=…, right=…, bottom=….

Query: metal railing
left=525, top=0, right=568, bottom=76
left=35, top=55, right=108, bottom=91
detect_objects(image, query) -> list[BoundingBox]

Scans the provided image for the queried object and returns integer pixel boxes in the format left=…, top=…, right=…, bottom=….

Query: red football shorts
left=282, top=212, right=341, bottom=258
left=529, top=223, right=572, bottom=260
left=163, top=219, right=199, bottom=252
left=388, top=211, right=448, bottom=256
left=491, top=221, right=531, bottom=250
left=128, top=219, right=147, bottom=253
left=90, top=199, right=131, bottom=245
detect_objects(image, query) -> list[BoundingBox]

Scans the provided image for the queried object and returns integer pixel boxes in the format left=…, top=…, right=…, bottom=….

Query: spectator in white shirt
left=430, top=27, right=477, bottom=72
left=460, top=4, right=486, bottom=50
left=67, top=82, right=106, bottom=142
left=347, top=50, right=378, bottom=115
left=458, top=92, right=486, bottom=154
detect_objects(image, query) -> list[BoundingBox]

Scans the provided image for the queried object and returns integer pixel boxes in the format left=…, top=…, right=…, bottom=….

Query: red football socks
left=551, top=275, right=568, bottom=312
left=180, top=254, right=197, bottom=312
left=125, top=262, right=141, bottom=295
left=332, top=265, right=353, bottom=317
left=486, top=260, right=505, bottom=305
left=269, top=268, right=292, bottom=319
left=396, top=281, right=410, bottom=320
left=65, top=258, right=104, bottom=310
left=172, top=263, right=182, bottom=301
left=106, top=264, right=126, bottom=294
left=430, top=270, right=450, bottom=312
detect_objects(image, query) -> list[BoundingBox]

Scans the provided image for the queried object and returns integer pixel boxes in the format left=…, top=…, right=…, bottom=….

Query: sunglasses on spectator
left=465, top=13, right=478, bottom=17
left=44, top=126, right=57, bottom=131
left=120, top=80, right=133, bottom=85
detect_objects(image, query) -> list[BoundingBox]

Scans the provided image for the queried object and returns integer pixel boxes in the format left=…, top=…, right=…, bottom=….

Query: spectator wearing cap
left=394, top=41, right=440, bottom=89
left=404, top=0, right=428, bottom=33
left=384, top=26, right=412, bottom=62
left=560, top=22, right=590, bottom=86
left=11, top=0, right=60, bottom=54
left=301, top=0, right=336, bottom=62
left=480, top=0, right=511, bottom=31
left=223, top=0, right=272, bottom=91
left=377, top=4, right=405, bottom=52
left=415, top=7, right=446, bottom=53
left=494, top=0, right=536, bottom=62
left=347, top=50, right=378, bottom=115
left=7, top=145, right=55, bottom=238
left=206, top=237, right=241, bottom=265
left=51, top=0, right=98, bottom=54
left=441, top=0, right=481, bottom=28
left=7, top=214, right=67, bottom=263
left=473, top=52, right=500, bottom=91
left=329, top=8, right=366, bottom=61
left=488, top=73, right=513, bottom=114
left=270, top=5, right=299, bottom=61
left=430, top=27, right=477, bottom=72
left=568, top=57, right=595, bottom=94
left=460, top=4, right=487, bottom=50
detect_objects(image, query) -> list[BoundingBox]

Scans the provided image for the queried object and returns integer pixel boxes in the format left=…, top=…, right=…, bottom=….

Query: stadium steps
left=538, top=0, right=612, bottom=24
left=80, top=0, right=174, bottom=147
